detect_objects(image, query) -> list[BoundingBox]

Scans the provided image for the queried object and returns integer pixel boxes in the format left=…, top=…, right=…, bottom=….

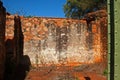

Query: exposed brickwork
left=85, top=10, right=107, bottom=62
left=0, top=1, right=108, bottom=79
left=4, top=15, right=28, bottom=80
left=5, top=10, right=107, bottom=67
left=0, top=1, right=6, bottom=80
left=91, top=18, right=107, bottom=62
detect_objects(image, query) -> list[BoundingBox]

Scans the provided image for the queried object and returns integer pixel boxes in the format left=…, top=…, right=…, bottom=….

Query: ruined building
left=5, top=10, right=107, bottom=67
left=0, top=1, right=107, bottom=80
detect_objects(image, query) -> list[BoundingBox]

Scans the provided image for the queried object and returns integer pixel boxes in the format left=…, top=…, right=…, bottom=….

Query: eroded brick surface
left=5, top=10, right=107, bottom=67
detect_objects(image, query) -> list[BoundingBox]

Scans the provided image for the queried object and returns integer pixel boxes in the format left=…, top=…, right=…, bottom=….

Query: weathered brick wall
left=0, top=1, right=6, bottom=80
left=85, top=10, right=107, bottom=62
left=5, top=15, right=31, bottom=80
left=5, top=10, right=107, bottom=67
left=90, top=18, right=107, bottom=62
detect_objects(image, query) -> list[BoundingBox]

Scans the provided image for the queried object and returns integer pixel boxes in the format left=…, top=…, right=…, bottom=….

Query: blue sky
left=2, top=0, right=66, bottom=17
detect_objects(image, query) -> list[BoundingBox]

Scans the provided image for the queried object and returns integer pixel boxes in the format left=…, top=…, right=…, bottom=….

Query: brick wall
left=0, top=1, right=6, bottom=80
left=85, top=10, right=107, bottom=62
left=5, top=10, right=107, bottom=67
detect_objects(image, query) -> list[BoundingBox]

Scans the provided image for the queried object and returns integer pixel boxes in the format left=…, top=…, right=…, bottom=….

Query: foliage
left=24, top=15, right=33, bottom=18
left=103, top=68, right=108, bottom=76
left=63, top=0, right=107, bottom=19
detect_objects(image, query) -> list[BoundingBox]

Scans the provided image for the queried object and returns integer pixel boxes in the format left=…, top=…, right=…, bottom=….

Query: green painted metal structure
left=108, top=0, right=120, bottom=80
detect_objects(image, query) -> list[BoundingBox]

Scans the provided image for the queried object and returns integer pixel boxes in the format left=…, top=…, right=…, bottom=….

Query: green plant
left=63, top=0, right=107, bottom=19
left=103, top=68, right=108, bottom=76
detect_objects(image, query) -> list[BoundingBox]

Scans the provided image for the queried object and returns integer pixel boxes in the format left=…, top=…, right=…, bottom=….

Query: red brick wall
left=5, top=10, right=107, bottom=67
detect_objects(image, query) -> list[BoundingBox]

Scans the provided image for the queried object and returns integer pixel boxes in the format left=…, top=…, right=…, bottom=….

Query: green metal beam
left=114, top=0, right=120, bottom=80
left=108, top=0, right=120, bottom=80
left=107, top=0, right=111, bottom=80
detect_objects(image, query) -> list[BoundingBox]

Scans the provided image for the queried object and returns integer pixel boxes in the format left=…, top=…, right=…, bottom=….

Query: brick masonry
left=5, top=10, right=107, bottom=67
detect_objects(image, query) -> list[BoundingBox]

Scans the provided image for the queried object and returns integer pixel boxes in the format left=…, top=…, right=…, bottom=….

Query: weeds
left=103, top=68, right=108, bottom=76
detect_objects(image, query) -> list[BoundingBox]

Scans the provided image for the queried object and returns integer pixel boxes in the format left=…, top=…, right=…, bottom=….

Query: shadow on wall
left=4, top=16, right=31, bottom=80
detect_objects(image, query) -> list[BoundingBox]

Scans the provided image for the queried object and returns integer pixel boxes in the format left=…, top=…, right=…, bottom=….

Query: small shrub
left=103, top=68, right=108, bottom=76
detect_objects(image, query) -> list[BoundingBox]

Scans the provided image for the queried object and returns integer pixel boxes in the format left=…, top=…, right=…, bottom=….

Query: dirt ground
left=25, top=62, right=107, bottom=80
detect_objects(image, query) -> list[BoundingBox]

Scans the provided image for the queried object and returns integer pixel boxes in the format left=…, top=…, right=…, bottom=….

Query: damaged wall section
left=5, top=10, right=107, bottom=67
